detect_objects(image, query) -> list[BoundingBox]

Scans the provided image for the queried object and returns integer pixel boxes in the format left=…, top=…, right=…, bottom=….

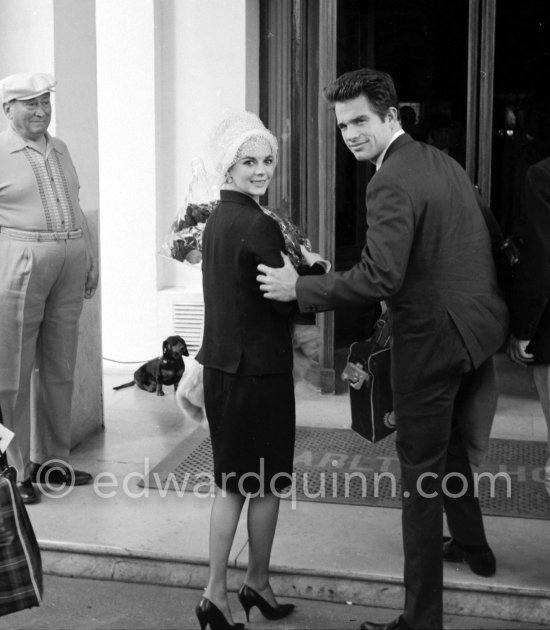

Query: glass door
left=489, top=0, right=550, bottom=235
left=334, top=0, right=471, bottom=348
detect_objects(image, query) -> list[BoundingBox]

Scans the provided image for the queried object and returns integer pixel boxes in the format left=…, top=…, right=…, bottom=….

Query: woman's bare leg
left=203, top=489, right=246, bottom=623
left=243, top=492, right=281, bottom=606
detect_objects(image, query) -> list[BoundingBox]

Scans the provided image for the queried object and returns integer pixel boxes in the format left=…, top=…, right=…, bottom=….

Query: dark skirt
left=203, top=367, right=295, bottom=495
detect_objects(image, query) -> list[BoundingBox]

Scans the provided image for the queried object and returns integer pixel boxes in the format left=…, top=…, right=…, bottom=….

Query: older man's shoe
left=17, top=478, right=40, bottom=504
left=443, top=537, right=496, bottom=577
left=360, top=616, right=408, bottom=630
left=30, top=462, right=93, bottom=486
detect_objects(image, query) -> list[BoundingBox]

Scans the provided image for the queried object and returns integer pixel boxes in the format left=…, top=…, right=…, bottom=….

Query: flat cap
left=0, top=72, right=57, bottom=104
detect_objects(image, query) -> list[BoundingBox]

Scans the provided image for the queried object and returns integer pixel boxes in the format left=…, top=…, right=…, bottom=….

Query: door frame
left=260, top=0, right=338, bottom=393
left=466, top=0, right=497, bottom=205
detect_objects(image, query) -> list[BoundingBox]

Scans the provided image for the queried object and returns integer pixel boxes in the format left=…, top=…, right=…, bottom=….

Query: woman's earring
left=225, top=174, right=233, bottom=184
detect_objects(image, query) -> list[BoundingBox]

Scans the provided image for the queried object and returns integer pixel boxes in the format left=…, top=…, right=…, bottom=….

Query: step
left=39, top=538, right=550, bottom=626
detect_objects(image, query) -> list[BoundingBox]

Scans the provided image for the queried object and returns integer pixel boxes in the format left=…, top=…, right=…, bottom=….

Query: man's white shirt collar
left=374, top=129, right=405, bottom=171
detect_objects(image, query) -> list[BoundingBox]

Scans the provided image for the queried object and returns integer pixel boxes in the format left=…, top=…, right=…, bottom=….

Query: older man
left=258, top=68, right=508, bottom=630
left=0, top=72, right=98, bottom=504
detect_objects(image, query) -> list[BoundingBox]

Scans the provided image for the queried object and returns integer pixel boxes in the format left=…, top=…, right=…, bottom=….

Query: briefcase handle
left=0, top=404, right=9, bottom=472
left=372, top=312, right=391, bottom=347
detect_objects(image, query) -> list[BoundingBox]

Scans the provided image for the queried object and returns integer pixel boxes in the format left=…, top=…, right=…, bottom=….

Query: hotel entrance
left=260, top=0, right=550, bottom=391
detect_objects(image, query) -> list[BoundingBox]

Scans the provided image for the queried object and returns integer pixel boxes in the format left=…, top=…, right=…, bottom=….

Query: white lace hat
left=210, top=111, right=278, bottom=179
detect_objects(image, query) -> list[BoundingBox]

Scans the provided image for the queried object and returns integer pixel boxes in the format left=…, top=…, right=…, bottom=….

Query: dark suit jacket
left=196, top=190, right=295, bottom=375
left=510, top=156, right=550, bottom=359
left=297, top=134, right=509, bottom=393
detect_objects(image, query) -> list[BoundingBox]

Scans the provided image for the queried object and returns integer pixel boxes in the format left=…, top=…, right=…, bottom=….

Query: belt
left=0, top=227, right=83, bottom=241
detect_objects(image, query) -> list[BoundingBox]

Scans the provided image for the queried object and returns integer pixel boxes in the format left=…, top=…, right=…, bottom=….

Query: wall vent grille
left=172, top=303, right=204, bottom=356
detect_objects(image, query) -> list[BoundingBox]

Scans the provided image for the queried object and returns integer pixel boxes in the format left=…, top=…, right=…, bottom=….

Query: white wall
left=96, top=0, right=159, bottom=362
left=97, top=0, right=259, bottom=362
left=0, top=0, right=54, bottom=134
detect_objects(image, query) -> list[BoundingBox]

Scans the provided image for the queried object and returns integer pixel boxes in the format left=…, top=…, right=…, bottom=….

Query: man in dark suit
left=257, top=69, right=509, bottom=630
left=507, top=156, right=550, bottom=497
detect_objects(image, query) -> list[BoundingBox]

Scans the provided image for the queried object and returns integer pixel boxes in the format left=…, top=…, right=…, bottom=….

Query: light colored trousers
left=0, top=231, right=86, bottom=480
left=532, top=365, right=550, bottom=495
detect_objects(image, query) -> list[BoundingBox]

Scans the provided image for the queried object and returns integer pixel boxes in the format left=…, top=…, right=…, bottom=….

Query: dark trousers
left=394, top=361, right=490, bottom=629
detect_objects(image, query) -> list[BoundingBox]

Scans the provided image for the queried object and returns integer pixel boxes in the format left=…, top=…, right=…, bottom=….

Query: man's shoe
left=30, top=462, right=93, bottom=487
left=17, top=478, right=40, bottom=504
left=360, top=616, right=407, bottom=630
left=443, top=537, right=496, bottom=577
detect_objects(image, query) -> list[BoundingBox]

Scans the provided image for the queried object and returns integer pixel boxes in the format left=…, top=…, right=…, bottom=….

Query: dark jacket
left=510, top=156, right=550, bottom=361
left=196, top=190, right=295, bottom=375
left=296, top=134, right=509, bottom=393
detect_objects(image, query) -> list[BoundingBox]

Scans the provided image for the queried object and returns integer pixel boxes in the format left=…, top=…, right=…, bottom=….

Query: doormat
left=140, top=426, right=550, bottom=519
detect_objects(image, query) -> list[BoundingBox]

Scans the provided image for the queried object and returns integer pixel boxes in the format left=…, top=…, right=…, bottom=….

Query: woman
left=195, top=112, right=302, bottom=630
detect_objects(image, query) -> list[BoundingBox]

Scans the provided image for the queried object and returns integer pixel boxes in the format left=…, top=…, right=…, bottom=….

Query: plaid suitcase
left=0, top=417, right=43, bottom=617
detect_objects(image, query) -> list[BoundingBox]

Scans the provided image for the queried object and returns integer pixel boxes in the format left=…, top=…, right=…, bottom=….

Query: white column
left=52, top=0, right=104, bottom=444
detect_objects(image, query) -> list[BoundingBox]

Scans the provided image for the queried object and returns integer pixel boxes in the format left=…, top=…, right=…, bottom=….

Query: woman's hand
left=300, top=245, right=331, bottom=272
left=185, top=249, right=203, bottom=264
left=507, top=334, right=534, bottom=366
left=300, top=245, right=323, bottom=266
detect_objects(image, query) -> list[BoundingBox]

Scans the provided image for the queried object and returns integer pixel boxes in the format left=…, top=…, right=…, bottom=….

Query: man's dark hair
left=323, top=68, right=399, bottom=120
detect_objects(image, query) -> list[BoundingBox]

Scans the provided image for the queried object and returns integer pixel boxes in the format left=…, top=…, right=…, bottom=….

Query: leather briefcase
left=341, top=313, right=395, bottom=443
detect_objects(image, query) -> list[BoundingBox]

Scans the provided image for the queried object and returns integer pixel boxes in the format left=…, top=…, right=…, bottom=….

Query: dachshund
left=113, top=335, right=189, bottom=396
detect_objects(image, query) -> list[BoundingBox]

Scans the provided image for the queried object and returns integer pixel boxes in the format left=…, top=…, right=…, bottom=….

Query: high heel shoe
left=195, top=597, right=244, bottom=630
left=237, top=584, right=295, bottom=622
